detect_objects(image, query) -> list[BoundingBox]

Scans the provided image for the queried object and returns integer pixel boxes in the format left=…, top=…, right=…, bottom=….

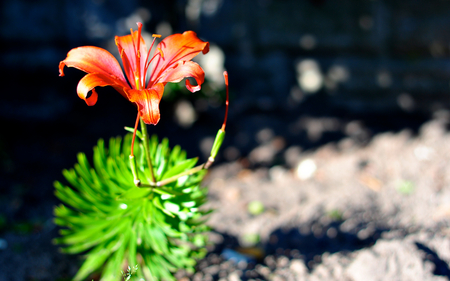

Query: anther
left=157, top=47, right=164, bottom=58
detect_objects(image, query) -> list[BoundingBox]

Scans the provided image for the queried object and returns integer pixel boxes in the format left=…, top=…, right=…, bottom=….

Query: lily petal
left=76, top=73, right=128, bottom=105
left=149, top=31, right=209, bottom=87
left=126, top=83, right=164, bottom=125
left=59, top=46, right=129, bottom=91
left=115, top=23, right=148, bottom=89
left=157, top=61, right=205, bottom=93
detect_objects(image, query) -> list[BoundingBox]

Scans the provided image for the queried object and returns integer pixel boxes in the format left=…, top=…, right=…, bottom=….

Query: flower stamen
left=143, top=34, right=162, bottom=87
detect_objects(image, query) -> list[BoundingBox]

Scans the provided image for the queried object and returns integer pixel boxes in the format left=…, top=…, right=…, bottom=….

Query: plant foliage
left=54, top=133, right=211, bottom=281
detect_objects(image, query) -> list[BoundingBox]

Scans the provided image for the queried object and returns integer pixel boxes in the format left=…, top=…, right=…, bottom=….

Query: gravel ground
left=180, top=116, right=450, bottom=281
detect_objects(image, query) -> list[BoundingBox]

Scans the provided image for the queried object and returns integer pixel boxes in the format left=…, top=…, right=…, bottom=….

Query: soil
left=178, top=115, right=450, bottom=281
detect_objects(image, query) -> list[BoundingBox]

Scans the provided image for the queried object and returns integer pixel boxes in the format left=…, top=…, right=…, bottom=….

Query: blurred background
left=2, top=0, right=450, bottom=279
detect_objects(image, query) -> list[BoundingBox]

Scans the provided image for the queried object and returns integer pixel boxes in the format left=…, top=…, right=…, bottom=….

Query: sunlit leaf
left=55, top=133, right=211, bottom=281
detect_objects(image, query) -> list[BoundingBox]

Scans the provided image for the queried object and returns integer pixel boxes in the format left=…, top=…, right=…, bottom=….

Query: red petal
left=86, top=88, right=98, bottom=106
left=149, top=31, right=209, bottom=87
left=126, top=83, right=164, bottom=125
left=76, top=73, right=128, bottom=105
left=115, top=24, right=148, bottom=89
left=157, top=61, right=205, bottom=93
left=59, top=46, right=129, bottom=90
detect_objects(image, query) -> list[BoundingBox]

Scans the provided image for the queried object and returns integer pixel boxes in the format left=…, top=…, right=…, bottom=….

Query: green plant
left=54, top=132, right=213, bottom=280
left=396, top=180, right=415, bottom=195
left=247, top=200, right=265, bottom=216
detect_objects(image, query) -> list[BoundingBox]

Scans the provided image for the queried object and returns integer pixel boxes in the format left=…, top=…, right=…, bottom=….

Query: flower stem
left=155, top=163, right=205, bottom=187
left=140, top=118, right=157, bottom=184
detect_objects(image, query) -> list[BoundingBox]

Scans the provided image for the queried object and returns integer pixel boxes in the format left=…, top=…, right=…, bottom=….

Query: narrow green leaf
left=73, top=242, right=111, bottom=281
left=146, top=226, right=168, bottom=255
left=114, top=136, right=122, bottom=158
left=124, top=127, right=143, bottom=140
left=58, top=219, right=128, bottom=254
left=156, top=157, right=167, bottom=180
left=150, top=255, right=176, bottom=280
left=161, top=158, right=198, bottom=180
left=150, top=134, right=159, bottom=157
left=163, top=201, right=180, bottom=213
left=143, top=253, right=163, bottom=281
left=102, top=232, right=128, bottom=280
left=54, top=182, right=92, bottom=211
left=168, top=145, right=181, bottom=166
left=153, top=197, right=175, bottom=217
left=128, top=228, right=137, bottom=270
left=117, top=186, right=151, bottom=200
left=55, top=218, right=114, bottom=245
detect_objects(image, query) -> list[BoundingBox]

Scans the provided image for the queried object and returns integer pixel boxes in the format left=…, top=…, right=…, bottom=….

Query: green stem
left=138, top=163, right=206, bottom=188
left=156, top=164, right=205, bottom=187
left=139, top=118, right=157, bottom=184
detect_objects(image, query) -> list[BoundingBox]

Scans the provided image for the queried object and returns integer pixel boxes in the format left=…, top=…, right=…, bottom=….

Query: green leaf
left=73, top=241, right=113, bottom=281
left=146, top=227, right=168, bottom=254
left=117, top=186, right=151, bottom=200
left=143, top=253, right=163, bottom=281
left=124, top=126, right=143, bottom=140
left=58, top=219, right=129, bottom=254
left=102, top=232, right=129, bottom=280
left=128, top=228, right=138, bottom=270
left=153, top=196, right=175, bottom=217
left=163, top=201, right=180, bottom=213
left=161, top=158, right=198, bottom=181
left=168, top=145, right=181, bottom=166
left=150, top=255, right=176, bottom=280
left=54, top=182, right=92, bottom=211
left=150, top=134, right=158, bottom=157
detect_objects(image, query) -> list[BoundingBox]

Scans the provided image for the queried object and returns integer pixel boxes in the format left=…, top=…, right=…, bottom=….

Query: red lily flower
left=59, top=22, right=209, bottom=125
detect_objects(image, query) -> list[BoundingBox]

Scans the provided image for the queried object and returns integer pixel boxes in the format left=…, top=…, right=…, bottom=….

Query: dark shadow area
left=415, top=242, right=450, bottom=278
left=192, top=219, right=391, bottom=281
left=264, top=220, right=389, bottom=271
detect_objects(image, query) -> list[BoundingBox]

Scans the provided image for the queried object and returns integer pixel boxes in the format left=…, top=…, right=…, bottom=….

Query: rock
left=346, top=239, right=447, bottom=281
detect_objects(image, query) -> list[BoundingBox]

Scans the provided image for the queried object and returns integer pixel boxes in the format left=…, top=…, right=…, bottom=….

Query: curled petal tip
left=202, top=42, right=210, bottom=54
left=186, top=79, right=201, bottom=92
left=59, top=61, right=65, bottom=76
left=83, top=88, right=98, bottom=106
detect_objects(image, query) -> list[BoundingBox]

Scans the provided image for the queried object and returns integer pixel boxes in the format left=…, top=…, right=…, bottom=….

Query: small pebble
left=237, top=260, right=248, bottom=270
left=296, top=159, right=317, bottom=180
left=218, top=270, right=228, bottom=278
left=204, top=265, right=220, bottom=275
left=264, top=255, right=277, bottom=268
left=277, top=256, right=289, bottom=268
left=272, top=275, right=286, bottom=281
left=192, top=272, right=203, bottom=281
left=255, top=264, right=271, bottom=277
left=228, top=271, right=242, bottom=281
left=289, top=259, right=307, bottom=276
